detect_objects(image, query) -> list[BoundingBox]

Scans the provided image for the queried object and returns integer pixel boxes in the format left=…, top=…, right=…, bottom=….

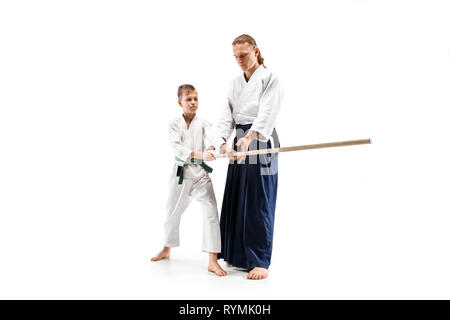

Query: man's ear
left=255, top=47, right=260, bottom=57
left=178, top=99, right=182, bottom=107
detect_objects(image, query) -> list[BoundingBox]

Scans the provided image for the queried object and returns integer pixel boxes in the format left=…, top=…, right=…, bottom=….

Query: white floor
left=2, top=158, right=449, bottom=300
left=1, top=136, right=450, bottom=299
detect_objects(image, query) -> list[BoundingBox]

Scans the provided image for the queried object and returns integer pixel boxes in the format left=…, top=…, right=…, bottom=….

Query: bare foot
left=208, top=261, right=227, bottom=277
left=247, top=267, right=269, bottom=280
left=208, top=253, right=227, bottom=277
left=151, top=247, right=171, bottom=262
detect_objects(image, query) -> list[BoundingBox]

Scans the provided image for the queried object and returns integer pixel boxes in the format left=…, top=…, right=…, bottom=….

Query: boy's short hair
left=177, top=84, right=196, bottom=99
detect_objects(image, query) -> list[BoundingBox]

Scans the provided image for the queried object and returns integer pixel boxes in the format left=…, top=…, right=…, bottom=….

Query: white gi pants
left=164, top=167, right=221, bottom=253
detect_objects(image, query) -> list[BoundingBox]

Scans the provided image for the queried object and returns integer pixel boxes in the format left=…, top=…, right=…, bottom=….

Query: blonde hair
left=177, top=84, right=196, bottom=99
left=232, top=34, right=265, bottom=67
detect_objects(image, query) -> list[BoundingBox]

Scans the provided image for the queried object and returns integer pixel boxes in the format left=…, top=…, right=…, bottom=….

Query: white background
left=1, top=0, right=449, bottom=299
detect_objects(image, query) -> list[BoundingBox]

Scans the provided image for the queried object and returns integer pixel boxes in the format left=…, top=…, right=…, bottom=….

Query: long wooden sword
left=214, top=138, right=371, bottom=158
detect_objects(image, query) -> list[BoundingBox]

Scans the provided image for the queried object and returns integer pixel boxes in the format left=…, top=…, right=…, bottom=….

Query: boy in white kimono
left=151, top=84, right=227, bottom=277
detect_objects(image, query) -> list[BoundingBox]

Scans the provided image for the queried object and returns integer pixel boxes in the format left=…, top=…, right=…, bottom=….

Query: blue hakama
left=218, top=124, right=279, bottom=270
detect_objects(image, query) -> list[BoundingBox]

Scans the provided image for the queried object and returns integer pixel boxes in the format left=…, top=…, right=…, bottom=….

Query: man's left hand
left=235, top=131, right=258, bottom=164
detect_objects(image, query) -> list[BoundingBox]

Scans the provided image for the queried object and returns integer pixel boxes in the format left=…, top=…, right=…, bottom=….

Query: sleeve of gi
left=215, top=83, right=236, bottom=146
left=203, top=120, right=222, bottom=151
left=250, top=74, right=283, bottom=142
left=168, top=120, right=192, bottom=162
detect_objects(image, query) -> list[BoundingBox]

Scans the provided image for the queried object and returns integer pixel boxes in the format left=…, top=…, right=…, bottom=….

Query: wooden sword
left=214, top=138, right=371, bottom=158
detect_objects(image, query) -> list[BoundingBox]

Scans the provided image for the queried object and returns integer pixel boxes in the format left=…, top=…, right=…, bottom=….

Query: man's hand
left=235, top=136, right=252, bottom=163
left=202, top=151, right=216, bottom=162
left=235, top=130, right=258, bottom=164
left=221, top=143, right=236, bottom=160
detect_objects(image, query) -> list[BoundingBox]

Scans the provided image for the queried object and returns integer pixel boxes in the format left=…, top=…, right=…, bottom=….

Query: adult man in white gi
left=217, top=34, right=282, bottom=280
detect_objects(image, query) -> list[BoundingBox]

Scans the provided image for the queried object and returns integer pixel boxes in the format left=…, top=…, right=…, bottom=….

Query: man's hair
left=177, top=84, right=196, bottom=99
left=232, top=34, right=265, bottom=67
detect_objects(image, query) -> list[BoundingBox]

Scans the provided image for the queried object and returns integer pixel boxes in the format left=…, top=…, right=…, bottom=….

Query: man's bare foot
left=208, top=253, right=227, bottom=277
left=151, top=247, right=171, bottom=262
left=247, top=267, right=269, bottom=280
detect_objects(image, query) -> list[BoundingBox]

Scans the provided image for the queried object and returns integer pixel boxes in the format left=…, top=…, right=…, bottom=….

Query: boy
left=151, top=84, right=227, bottom=277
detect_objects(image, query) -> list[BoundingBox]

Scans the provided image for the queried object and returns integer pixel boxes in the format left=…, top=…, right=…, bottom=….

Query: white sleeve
left=216, top=97, right=235, bottom=145
left=203, top=120, right=221, bottom=151
left=250, top=74, right=282, bottom=141
left=168, top=121, right=191, bottom=162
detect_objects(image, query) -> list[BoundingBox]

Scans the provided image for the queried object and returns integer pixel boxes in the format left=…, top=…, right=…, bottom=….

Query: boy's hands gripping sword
left=214, top=139, right=372, bottom=160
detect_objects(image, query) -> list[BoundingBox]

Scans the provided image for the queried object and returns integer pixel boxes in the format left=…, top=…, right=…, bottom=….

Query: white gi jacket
left=216, top=65, right=283, bottom=143
left=168, top=115, right=218, bottom=180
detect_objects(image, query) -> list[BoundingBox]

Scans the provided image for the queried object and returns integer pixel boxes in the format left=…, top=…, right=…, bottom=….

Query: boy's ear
left=178, top=99, right=182, bottom=107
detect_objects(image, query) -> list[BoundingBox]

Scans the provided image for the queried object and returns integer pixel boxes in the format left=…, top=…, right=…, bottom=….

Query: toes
left=247, top=270, right=267, bottom=280
left=210, top=266, right=227, bottom=277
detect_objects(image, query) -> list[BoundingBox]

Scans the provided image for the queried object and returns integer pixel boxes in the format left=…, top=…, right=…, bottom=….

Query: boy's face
left=178, top=90, right=198, bottom=115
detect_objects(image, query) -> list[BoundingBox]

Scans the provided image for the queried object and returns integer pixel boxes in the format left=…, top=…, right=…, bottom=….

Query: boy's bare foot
left=208, top=253, right=227, bottom=277
left=151, top=247, right=171, bottom=262
left=247, top=267, right=269, bottom=280
left=208, top=261, right=227, bottom=277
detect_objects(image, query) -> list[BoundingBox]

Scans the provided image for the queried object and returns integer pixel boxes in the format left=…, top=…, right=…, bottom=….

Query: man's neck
left=244, top=63, right=260, bottom=82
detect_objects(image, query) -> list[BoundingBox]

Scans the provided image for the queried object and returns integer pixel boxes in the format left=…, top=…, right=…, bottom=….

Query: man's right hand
left=203, top=151, right=216, bottom=162
left=221, top=143, right=236, bottom=160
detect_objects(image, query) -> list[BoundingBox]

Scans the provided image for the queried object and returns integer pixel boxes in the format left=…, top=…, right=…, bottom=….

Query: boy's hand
left=191, top=151, right=215, bottom=161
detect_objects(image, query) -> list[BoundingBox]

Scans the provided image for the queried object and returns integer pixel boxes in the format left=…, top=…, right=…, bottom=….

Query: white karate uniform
left=216, top=65, right=283, bottom=143
left=164, top=115, right=221, bottom=253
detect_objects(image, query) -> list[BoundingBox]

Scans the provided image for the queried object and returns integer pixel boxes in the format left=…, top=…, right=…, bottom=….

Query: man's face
left=233, top=43, right=259, bottom=72
left=178, top=90, right=198, bottom=115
